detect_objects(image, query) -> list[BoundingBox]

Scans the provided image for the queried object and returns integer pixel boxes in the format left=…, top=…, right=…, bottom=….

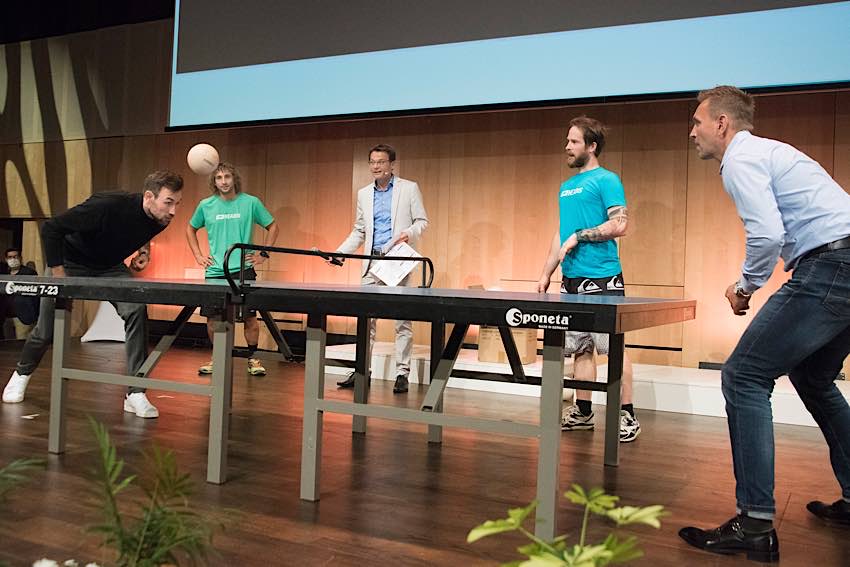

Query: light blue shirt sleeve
left=721, top=154, right=785, bottom=293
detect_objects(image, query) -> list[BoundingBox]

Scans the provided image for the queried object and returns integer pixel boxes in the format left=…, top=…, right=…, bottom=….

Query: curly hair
left=208, top=162, right=242, bottom=195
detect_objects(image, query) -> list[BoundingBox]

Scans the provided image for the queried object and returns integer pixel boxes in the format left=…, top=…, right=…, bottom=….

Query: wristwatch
left=734, top=282, right=752, bottom=298
left=259, top=251, right=270, bottom=258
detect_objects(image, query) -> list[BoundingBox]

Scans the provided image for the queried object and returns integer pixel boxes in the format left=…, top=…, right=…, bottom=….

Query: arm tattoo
left=576, top=227, right=603, bottom=242
left=576, top=206, right=628, bottom=243
left=607, top=205, right=628, bottom=224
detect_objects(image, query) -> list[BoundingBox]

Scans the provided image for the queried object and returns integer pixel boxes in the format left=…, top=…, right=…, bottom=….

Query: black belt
left=800, top=236, right=850, bottom=262
left=370, top=249, right=386, bottom=257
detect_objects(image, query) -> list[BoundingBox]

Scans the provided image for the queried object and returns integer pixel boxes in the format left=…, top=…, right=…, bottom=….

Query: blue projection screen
left=168, top=1, right=850, bottom=129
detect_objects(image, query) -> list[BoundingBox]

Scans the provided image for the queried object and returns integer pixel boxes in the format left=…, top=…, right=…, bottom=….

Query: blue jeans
left=722, top=248, right=850, bottom=518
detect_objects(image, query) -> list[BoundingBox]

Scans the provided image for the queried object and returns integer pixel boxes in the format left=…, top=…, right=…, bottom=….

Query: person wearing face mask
left=1, top=170, right=184, bottom=418
left=2, top=248, right=39, bottom=340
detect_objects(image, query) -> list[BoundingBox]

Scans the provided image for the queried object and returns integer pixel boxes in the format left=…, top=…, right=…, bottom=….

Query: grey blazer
left=337, top=176, right=429, bottom=276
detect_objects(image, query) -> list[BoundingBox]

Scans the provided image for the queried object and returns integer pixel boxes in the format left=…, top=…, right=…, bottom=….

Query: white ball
left=187, top=143, right=220, bottom=175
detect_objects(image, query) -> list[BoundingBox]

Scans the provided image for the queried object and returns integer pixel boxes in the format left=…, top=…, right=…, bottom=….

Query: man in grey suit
left=335, top=143, right=429, bottom=393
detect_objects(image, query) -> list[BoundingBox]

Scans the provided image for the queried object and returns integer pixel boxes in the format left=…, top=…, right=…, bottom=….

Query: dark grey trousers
left=16, top=261, right=148, bottom=394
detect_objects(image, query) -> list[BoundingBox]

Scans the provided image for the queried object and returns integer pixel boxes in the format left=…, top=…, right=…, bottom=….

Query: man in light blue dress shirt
left=335, top=144, right=429, bottom=394
left=680, top=85, right=850, bottom=562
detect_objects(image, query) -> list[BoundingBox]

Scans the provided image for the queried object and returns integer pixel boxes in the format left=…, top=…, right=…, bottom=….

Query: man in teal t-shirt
left=537, top=116, right=640, bottom=443
left=186, top=162, right=278, bottom=376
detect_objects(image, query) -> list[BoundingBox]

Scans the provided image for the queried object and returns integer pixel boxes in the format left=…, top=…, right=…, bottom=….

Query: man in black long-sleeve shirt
left=2, top=170, right=184, bottom=418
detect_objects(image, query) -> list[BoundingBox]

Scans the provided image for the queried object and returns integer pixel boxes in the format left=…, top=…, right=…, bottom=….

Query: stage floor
left=1, top=340, right=848, bottom=565
left=327, top=342, right=850, bottom=427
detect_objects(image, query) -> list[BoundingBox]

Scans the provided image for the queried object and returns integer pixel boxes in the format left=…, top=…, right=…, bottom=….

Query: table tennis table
left=1, top=273, right=695, bottom=538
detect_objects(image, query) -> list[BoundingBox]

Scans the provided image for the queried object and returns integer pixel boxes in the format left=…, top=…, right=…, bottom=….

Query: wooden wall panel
left=3, top=142, right=48, bottom=216
left=619, top=101, right=689, bottom=286
left=0, top=21, right=170, bottom=146
left=755, top=92, right=836, bottom=172
left=265, top=123, right=357, bottom=335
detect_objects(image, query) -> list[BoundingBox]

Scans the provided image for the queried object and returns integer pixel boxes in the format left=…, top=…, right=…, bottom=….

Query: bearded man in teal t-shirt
left=536, top=116, right=640, bottom=443
left=186, top=162, right=278, bottom=376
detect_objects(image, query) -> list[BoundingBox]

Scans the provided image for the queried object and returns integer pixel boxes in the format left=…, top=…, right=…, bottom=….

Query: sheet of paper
left=368, top=241, right=422, bottom=287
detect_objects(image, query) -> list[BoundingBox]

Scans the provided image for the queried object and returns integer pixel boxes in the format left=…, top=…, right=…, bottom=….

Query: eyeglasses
left=368, top=160, right=390, bottom=166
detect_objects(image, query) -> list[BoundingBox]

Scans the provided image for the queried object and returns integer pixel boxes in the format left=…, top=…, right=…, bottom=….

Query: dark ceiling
left=1, top=1, right=174, bottom=45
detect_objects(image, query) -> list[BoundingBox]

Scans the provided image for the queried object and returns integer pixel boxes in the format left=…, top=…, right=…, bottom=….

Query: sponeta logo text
left=505, top=307, right=570, bottom=329
left=5, top=281, right=38, bottom=295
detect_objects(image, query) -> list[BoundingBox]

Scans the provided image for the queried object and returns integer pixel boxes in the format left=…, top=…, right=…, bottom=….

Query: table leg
left=48, top=305, right=70, bottom=454
left=301, top=313, right=327, bottom=501
left=353, top=316, right=370, bottom=434
left=207, top=311, right=234, bottom=484
left=604, top=334, right=624, bottom=467
left=536, top=328, right=564, bottom=539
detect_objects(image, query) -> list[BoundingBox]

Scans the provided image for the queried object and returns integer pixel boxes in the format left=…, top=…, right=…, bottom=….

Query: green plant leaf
left=471, top=484, right=664, bottom=566
left=565, top=542, right=617, bottom=566
left=605, top=505, right=667, bottom=529
left=601, top=534, right=644, bottom=564
left=564, top=485, right=619, bottom=515
left=468, top=502, right=537, bottom=543
left=83, top=417, right=218, bottom=565
left=0, top=457, right=44, bottom=502
left=564, top=484, right=589, bottom=505
left=517, top=555, right=568, bottom=566
left=468, top=518, right=522, bottom=543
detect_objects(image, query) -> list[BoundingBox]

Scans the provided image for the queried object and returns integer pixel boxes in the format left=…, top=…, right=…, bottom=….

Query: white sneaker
left=247, top=358, right=266, bottom=376
left=619, top=410, right=641, bottom=443
left=124, top=392, right=159, bottom=418
left=561, top=404, right=594, bottom=431
left=3, top=371, right=31, bottom=403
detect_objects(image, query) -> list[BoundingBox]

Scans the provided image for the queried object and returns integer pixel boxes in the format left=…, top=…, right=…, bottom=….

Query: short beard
left=568, top=152, right=590, bottom=169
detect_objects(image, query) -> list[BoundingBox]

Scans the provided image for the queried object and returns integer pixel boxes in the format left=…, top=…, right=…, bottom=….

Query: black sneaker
left=337, top=371, right=356, bottom=388
left=393, top=375, right=409, bottom=394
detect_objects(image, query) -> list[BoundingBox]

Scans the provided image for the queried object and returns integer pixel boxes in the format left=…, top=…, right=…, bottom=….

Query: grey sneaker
left=561, top=404, right=594, bottom=431
left=619, top=410, right=641, bottom=443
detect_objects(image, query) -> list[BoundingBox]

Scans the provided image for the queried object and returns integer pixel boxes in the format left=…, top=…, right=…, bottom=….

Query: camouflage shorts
left=561, top=274, right=624, bottom=355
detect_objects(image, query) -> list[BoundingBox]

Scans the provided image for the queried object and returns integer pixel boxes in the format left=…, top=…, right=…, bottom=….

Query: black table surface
left=0, top=275, right=696, bottom=333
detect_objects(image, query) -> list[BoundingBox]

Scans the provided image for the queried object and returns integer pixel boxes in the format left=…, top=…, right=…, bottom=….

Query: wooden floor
left=0, top=340, right=848, bottom=566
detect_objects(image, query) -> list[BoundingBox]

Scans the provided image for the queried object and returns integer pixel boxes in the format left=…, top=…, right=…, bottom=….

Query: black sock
left=621, top=403, right=635, bottom=418
left=247, top=344, right=258, bottom=357
left=741, top=515, right=773, bottom=533
left=576, top=399, right=592, bottom=416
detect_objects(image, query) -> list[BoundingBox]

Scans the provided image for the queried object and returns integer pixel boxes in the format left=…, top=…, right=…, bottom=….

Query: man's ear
left=717, top=113, right=730, bottom=135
